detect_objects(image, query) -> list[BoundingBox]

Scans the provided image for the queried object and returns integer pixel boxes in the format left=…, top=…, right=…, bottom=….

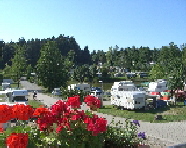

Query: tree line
left=1, top=35, right=186, bottom=92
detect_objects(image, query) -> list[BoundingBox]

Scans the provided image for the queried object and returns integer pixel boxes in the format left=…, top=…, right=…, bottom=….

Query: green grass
left=28, top=100, right=43, bottom=108
left=11, top=82, right=23, bottom=89
left=98, top=102, right=186, bottom=123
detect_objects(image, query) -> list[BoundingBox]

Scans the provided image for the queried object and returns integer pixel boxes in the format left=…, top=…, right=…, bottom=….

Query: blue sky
left=0, top=0, right=186, bottom=52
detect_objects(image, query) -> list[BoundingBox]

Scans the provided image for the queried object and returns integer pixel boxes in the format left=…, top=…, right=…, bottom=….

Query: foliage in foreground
left=0, top=95, right=146, bottom=147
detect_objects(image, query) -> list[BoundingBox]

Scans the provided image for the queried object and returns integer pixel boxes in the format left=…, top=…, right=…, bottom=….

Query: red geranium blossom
left=33, top=108, right=50, bottom=117
left=0, top=105, right=13, bottom=123
left=12, top=104, right=34, bottom=120
left=51, top=100, right=69, bottom=117
left=6, top=133, right=28, bottom=148
left=66, top=96, right=82, bottom=109
left=84, top=95, right=101, bottom=110
left=84, top=115, right=107, bottom=136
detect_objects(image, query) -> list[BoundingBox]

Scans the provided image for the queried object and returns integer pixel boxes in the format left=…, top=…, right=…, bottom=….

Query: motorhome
left=148, top=79, right=168, bottom=92
left=111, top=81, right=146, bottom=110
left=2, top=82, right=11, bottom=90
left=68, top=83, right=91, bottom=92
left=0, top=90, right=28, bottom=105
left=90, top=87, right=103, bottom=96
left=3, top=79, right=14, bottom=84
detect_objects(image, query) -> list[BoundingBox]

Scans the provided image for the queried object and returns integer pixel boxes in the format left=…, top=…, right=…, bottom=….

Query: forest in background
left=0, top=34, right=186, bottom=91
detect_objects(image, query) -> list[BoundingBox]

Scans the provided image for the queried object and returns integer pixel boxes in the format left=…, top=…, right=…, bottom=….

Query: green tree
left=167, top=58, right=186, bottom=104
left=37, top=41, right=69, bottom=91
left=149, top=64, right=165, bottom=80
left=89, top=64, right=98, bottom=78
left=26, top=64, right=33, bottom=80
left=3, top=64, right=12, bottom=78
left=10, top=44, right=27, bottom=85
left=73, top=64, right=92, bottom=83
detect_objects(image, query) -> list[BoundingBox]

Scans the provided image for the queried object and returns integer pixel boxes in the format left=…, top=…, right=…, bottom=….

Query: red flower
left=67, top=96, right=82, bottom=109
left=6, top=133, right=28, bottom=148
left=33, top=108, right=50, bottom=117
left=70, top=110, right=88, bottom=121
left=12, top=105, right=34, bottom=120
left=56, top=126, right=64, bottom=133
left=51, top=100, right=68, bottom=117
left=55, top=117, right=71, bottom=133
left=0, top=105, right=13, bottom=122
left=0, top=127, right=4, bottom=133
left=84, top=95, right=101, bottom=110
left=84, top=115, right=107, bottom=136
left=36, top=112, right=55, bottom=132
left=84, top=95, right=95, bottom=102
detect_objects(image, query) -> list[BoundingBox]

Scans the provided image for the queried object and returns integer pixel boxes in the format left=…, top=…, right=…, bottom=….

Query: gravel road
left=20, top=81, right=186, bottom=147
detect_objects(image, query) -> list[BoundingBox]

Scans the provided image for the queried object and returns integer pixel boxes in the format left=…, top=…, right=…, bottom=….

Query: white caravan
left=0, top=90, right=28, bottom=105
left=111, top=81, right=146, bottom=110
left=148, top=79, right=168, bottom=92
left=68, top=83, right=91, bottom=92
left=3, top=79, right=14, bottom=84
left=2, top=82, right=11, bottom=90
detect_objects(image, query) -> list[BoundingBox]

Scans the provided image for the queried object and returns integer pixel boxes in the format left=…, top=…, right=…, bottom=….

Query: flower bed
left=0, top=95, right=147, bottom=147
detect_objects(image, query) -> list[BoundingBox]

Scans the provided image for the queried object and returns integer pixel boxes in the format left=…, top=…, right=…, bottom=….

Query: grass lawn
left=28, top=100, right=44, bottom=108
left=98, top=102, right=186, bottom=123
left=11, top=82, right=23, bottom=89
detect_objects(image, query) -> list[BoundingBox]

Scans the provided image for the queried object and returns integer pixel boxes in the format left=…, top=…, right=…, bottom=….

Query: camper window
left=84, top=87, right=89, bottom=90
left=12, top=96, right=27, bottom=102
left=113, top=88, right=117, bottom=91
left=96, top=92, right=101, bottom=95
left=138, top=97, right=143, bottom=100
left=119, top=88, right=123, bottom=91
left=124, top=88, right=128, bottom=91
left=135, top=101, right=137, bottom=104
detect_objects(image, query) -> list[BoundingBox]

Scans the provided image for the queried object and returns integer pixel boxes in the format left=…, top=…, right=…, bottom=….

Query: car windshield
left=13, top=96, right=27, bottom=101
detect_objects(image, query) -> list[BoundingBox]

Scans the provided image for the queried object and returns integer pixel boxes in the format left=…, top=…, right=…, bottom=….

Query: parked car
left=52, top=88, right=62, bottom=96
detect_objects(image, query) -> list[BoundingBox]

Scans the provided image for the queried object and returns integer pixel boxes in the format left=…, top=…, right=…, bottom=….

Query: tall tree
left=37, top=41, right=69, bottom=91
left=10, top=44, right=27, bottom=86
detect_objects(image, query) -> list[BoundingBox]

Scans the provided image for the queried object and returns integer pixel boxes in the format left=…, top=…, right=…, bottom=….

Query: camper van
left=2, top=82, right=11, bottom=90
left=148, top=80, right=168, bottom=92
left=3, top=90, right=28, bottom=105
left=68, top=83, right=91, bottom=92
left=111, top=81, right=146, bottom=110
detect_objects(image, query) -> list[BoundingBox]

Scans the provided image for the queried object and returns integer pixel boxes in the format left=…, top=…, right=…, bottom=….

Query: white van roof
left=5, top=90, right=28, bottom=96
